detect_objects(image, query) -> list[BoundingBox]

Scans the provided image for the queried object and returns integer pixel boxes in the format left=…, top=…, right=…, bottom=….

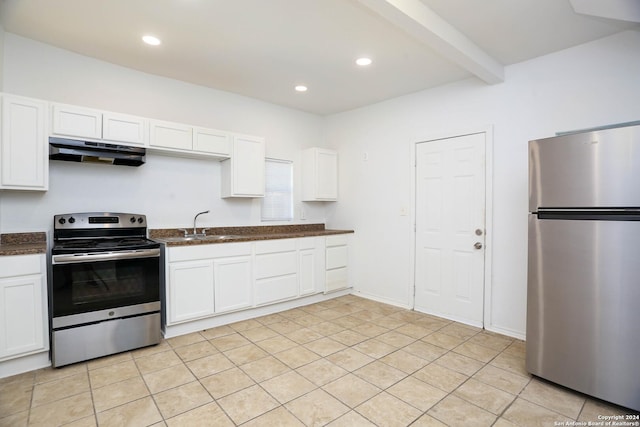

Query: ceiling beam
left=356, top=0, right=504, bottom=84
left=569, top=0, right=640, bottom=23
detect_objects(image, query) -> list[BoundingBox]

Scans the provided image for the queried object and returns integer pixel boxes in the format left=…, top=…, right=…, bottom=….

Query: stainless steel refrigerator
left=527, top=123, right=640, bottom=412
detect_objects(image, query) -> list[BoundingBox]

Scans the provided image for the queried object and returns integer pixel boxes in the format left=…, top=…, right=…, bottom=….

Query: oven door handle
left=52, top=248, right=160, bottom=264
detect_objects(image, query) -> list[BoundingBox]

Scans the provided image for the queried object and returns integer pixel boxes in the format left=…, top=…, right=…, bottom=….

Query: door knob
left=474, top=242, right=483, bottom=250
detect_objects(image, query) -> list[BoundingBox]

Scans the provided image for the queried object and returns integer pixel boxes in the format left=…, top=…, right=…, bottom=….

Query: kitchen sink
left=160, top=235, right=242, bottom=243
left=201, top=235, right=242, bottom=241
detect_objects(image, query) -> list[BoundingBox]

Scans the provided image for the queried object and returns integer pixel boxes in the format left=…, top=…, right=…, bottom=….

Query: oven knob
left=130, top=217, right=136, bottom=223
left=68, top=217, right=75, bottom=224
left=137, top=217, right=144, bottom=224
left=58, top=217, right=66, bottom=225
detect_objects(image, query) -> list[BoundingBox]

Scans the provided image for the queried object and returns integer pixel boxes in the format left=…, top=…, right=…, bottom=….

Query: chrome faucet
left=180, top=210, right=210, bottom=238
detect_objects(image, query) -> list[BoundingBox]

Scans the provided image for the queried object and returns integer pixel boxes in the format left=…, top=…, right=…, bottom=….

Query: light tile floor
left=1, top=295, right=637, bottom=426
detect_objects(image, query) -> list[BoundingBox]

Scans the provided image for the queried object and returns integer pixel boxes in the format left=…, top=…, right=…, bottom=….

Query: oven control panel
left=54, top=212, right=147, bottom=229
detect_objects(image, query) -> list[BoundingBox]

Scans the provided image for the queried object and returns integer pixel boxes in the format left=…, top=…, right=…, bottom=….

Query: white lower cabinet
left=168, top=259, right=215, bottom=324
left=214, top=256, right=252, bottom=313
left=325, top=235, right=351, bottom=292
left=300, top=237, right=325, bottom=296
left=254, top=239, right=298, bottom=306
left=166, top=242, right=252, bottom=325
left=164, top=235, right=337, bottom=326
left=0, top=254, right=48, bottom=361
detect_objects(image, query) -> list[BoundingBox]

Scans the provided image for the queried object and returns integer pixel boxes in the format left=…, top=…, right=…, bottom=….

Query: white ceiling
left=1, top=0, right=638, bottom=115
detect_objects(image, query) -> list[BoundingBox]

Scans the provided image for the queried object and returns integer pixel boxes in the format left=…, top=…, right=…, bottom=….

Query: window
left=261, top=158, right=293, bottom=221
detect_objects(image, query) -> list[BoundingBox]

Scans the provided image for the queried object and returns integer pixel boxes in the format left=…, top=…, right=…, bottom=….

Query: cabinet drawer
left=326, top=235, right=348, bottom=247
left=255, top=238, right=297, bottom=254
left=255, top=251, right=297, bottom=279
left=326, top=245, right=347, bottom=270
left=298, top=237, right=317, bottom=250
left=254, top=275, right=298, bottom=305
left=0, top=254, right=43, bottom=278
left=167, top=242, right=251, bottom=262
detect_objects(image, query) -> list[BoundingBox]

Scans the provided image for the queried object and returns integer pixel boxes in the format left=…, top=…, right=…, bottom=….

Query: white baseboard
left=0, top=351, right=50, bottom=379
left=349, top=290, right=412, bottom=310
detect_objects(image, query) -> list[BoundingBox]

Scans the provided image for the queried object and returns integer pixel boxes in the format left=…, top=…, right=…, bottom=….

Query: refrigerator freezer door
left=529, top=125, right=640, bottom=211
left=527, top=215, right=640, bottom=411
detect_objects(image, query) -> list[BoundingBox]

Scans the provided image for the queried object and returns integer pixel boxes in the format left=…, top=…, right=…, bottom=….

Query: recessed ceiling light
left=142, top=35, right=161, bottom=46
left=356, top=57, right=372, bottom=66
left=295, top=85, right=308, bottom=92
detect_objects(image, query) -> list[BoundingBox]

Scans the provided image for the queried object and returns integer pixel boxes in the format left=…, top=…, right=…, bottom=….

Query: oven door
left=51, top=249, right=160, bottom=319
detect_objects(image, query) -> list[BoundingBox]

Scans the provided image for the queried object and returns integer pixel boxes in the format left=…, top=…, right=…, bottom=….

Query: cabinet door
left=51, top=103, right=102, bottom=139
left=149, top=120, right=193, bottom=151
left=1, top=95, right=48, bottom=190
left=168, top=260, right=214, bottom=324
left=302, top=148, right=337, bottom=201
left=299, top=249, right=316, bottom=296
left=222, top=135, right=265, bottom=197
left=0, top=274, right=46, bottom=359
left=193, top=127, right=230, bottom=157
left=214, top=256, right=252, bottom=313
left=316, top=149, right=338, bottom=200
left=103, top=112, right=147, bottom=146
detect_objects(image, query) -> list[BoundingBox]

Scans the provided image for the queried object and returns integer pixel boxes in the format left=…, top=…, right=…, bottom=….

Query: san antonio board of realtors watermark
left=554, top=415, right=640, bottom=426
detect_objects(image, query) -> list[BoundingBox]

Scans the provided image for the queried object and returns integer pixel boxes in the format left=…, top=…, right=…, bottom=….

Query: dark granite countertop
left=0, top=232, right=47, bottom=256
left=150, top=223, right=353, bottom=247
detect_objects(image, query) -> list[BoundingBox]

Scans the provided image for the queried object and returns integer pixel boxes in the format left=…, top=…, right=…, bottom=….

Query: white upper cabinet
left=221, top=135, right=265, bottom=198
left=51, top=104, right=102, bottom=139
left=193, top=127, right=231, bottom=157
left=0, top=94, right=48, bottom=191
left=102, top=112, right=148, bottom=146
left=302, top=147, right=338, bottom=201
left=149, top=119, right=193, bottom=151
left=47, top=100, right=240, bottom=160
left=51, top=103, right=147, bottom=146
left=149, top=120, right=231, bottom=159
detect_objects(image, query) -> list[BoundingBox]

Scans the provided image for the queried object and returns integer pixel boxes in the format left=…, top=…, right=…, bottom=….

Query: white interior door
left=414, top=132, right=486, bottom=327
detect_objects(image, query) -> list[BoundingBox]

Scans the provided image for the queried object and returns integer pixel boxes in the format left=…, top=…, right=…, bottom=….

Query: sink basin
left=201, top=235, right=242, bottom=241
left=160, top=235, right=242, bottom=243
left=161, top=236, right=200, bottom=242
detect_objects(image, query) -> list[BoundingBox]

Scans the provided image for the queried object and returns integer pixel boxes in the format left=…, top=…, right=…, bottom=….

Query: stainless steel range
left=50, top=212, right=161, bottom=367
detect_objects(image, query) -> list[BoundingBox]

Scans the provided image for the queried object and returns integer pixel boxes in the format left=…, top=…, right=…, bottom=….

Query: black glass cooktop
left=52, top=237, right=160, bottom=254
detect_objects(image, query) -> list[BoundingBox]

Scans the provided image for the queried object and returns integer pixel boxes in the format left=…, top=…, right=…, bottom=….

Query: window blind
left=262, top=158, right=293, bottom=221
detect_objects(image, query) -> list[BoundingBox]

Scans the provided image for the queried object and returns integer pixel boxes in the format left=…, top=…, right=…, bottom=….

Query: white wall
left=325, top=30, right=640, bottom=338
left=0, top=34, right=328, bottom=232
left=0, top=25, right=4, bottom=89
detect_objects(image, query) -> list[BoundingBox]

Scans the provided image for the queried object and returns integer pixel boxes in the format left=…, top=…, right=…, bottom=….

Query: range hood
left=49, top=137, right=146, bottom=166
